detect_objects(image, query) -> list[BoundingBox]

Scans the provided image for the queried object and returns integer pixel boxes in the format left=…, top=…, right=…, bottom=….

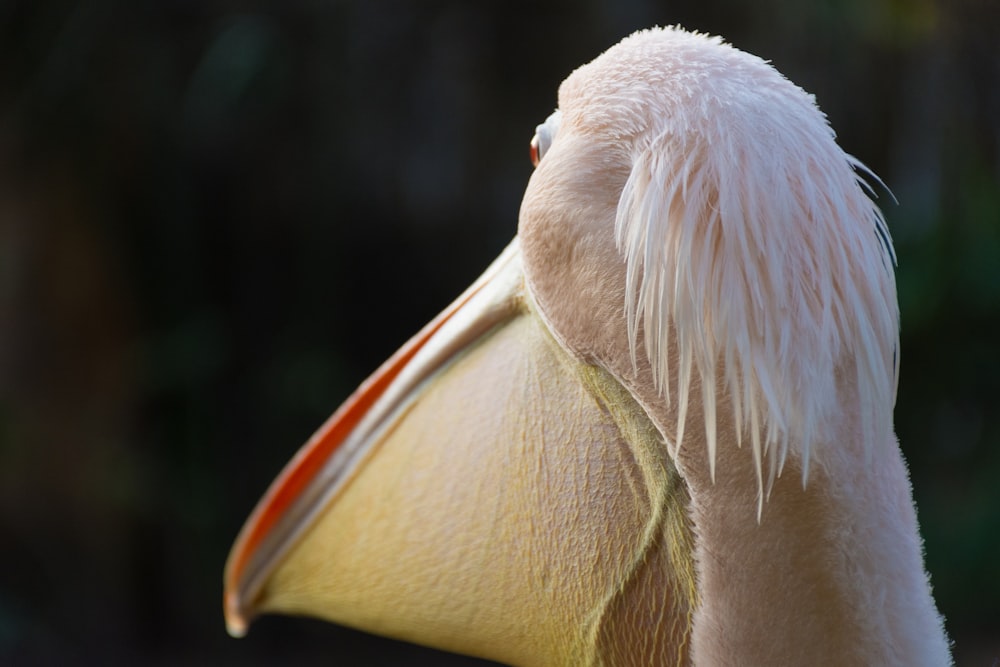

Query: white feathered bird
left=224, top=27, right=951, bottom=666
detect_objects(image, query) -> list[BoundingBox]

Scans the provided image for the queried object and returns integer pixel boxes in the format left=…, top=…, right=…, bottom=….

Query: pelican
left=224, top=27, right=951, bottom=665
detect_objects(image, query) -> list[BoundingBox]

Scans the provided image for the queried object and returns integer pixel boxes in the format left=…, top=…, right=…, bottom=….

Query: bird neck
left=647, top=378, right=952, bottom=666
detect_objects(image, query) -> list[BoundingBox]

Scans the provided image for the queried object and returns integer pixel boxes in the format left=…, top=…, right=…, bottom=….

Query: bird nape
left=223, top=26, right=951, bottom=666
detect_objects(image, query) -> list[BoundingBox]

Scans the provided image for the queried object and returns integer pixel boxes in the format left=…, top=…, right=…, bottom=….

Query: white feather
left=610, top=28, right=900, bottom=491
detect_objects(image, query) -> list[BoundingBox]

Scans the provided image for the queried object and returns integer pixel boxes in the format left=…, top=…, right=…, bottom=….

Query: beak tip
left=224, top=590, right=250, bottom=638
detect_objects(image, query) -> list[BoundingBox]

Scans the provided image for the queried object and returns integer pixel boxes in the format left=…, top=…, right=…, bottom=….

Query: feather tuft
left=610, top=28, right=900, bottom=492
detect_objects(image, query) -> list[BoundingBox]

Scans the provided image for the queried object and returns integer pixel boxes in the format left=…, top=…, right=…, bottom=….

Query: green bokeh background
left=1, top=1, right=996, bottom=664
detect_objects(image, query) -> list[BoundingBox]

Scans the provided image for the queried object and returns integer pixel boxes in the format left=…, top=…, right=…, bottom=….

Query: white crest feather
left=610, top=28, right=899, bottom=500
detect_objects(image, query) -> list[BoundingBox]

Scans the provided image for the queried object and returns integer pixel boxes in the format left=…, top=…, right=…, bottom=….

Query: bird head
left=518, top=27, right=899, bottom=495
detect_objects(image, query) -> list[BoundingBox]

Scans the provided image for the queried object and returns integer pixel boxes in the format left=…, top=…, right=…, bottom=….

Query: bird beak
left=223, top=239, right=524, bottom=638
left=223, top=236, right=692, bottom=663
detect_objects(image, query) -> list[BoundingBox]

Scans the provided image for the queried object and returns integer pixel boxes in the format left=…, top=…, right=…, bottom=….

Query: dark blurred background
left=1, top=0, right=997, bottom=664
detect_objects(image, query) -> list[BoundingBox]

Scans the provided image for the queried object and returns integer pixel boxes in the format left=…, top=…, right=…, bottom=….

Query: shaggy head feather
left=571, top=28, right=900, bottom=496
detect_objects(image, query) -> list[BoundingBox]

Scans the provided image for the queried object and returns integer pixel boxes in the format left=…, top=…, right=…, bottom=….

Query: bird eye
left=530, top=109, right=562, bottom=167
